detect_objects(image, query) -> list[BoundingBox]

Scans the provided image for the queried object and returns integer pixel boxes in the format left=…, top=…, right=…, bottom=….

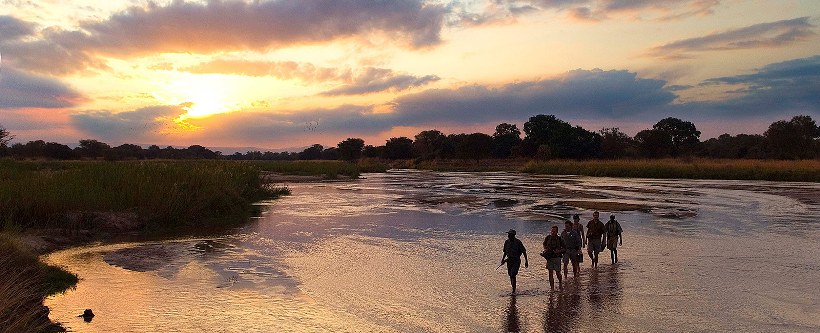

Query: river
left=46, top=170, right=820, bottom=332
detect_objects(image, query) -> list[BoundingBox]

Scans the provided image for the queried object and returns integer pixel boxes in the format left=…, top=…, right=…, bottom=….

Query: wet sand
left=46, top=171, right=820, bottom=332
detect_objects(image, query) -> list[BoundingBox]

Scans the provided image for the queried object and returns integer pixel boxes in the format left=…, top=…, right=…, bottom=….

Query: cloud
left=4, top=0, right=448, bottom=75
left=691, top=55, right=820, bottom=116
left=0, top=67, right=86, bottom=108
left=180, top=59, right=350, bottom=82
left=389, top=68, right=676, bottom=124
left=495, top=0, right=721, bottom=21
left=0, top=15, right=35, bottom=42
left=321, top=68, right=440, bottom=96
left=646, top=17, right=815, bottom=59
left=71, top=105, right=188, bottom=142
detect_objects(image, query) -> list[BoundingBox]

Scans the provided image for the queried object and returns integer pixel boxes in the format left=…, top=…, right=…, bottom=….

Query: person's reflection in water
left=543, top=288, right=582, bottom=332
left=503, top=295, right=521, bottom=333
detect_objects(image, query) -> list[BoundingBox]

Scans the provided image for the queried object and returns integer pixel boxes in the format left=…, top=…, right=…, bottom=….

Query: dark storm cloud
left=3, top=0, right=448, bottom=75
left=0, top=67, right=86, bottom=108
left=646, top=17, right=815, bottom=59
left=389, top=68, right=676, bottom=124
left=692, top=55, right=820, bottom=116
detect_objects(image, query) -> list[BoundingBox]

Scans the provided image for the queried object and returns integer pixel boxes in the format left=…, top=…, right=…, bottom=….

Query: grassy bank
left=0, top=235, right=77, bottom=333
left=252, top=160, right=363, bottom=179
left=522, top=159, right=820, bottom=182
left=0, top=159, right=291, bottom=233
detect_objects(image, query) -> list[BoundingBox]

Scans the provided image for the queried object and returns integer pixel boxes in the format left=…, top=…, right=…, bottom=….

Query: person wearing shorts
left=560, top=220, right=582, bottom=278
left=542, top=225, right=565, bottom=290
left=586, top=211, right=606, bottom=268
left=605, top=214, right=624, bottom=264
left=501, top=229, right=528, bottom=294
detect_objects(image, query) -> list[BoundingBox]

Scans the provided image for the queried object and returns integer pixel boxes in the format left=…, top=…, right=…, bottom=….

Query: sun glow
left=152, top=74, right=248, bottom=120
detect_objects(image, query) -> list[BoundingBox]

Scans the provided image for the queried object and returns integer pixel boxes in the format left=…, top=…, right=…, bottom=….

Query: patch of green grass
left=0, top=234, right=77, bottom=333
left=252, top=160, right=362, bottom=179
left=522, top=159, right=820, bottom=182
left=0, top=160, right=288, bottom=232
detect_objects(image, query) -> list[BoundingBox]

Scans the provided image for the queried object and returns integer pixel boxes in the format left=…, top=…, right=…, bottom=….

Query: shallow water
left=46, top=170, right=820, bottom=332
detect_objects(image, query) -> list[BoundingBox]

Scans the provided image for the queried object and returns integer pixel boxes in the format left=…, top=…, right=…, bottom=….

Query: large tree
left=764, top=115, right=820, bottom=159
left=492, top=123, right=522, bottom=158
left=652, top=117, right=701, bottom=156
left=298, top=144, right=324, bottom=160
left=598, top=127, right=635, bottom=159
left=77, top=139, right=111, bottom=159
left=337, top=138, right=365, bottom=161
left=635, top=129, right=672, bottom=158
left=523, top=115, right=600, bottom=159
left=384, top=137, right=414, bottom=159
left=413, top=130, right=446, bottom=160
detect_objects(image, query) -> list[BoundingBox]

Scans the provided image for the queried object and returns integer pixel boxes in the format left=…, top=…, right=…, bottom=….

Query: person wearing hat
left=501, top=229, right=528, bottom=294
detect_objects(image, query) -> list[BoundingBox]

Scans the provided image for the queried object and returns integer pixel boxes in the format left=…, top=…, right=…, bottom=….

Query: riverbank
left=0, top=159, right=361, bottom=332
left=400, top=158, right=820, bottom=182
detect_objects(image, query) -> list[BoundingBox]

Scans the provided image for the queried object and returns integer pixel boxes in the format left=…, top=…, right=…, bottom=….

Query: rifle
left=495, top=259, right=506, bottom=270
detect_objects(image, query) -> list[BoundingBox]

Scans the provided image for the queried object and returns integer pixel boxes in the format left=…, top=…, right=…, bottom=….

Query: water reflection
left=503, top=295, right=521, bottom=333
left=542, top=266, right=622, bottom=332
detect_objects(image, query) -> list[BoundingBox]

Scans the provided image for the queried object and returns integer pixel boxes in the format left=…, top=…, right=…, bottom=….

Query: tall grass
left=0, top=235, right=77, bottom=333
left=252, top=160, right=362, bottom=179
left=523, top=159, right=820, bottom=182
left=0, top=160, right=288, bottom=232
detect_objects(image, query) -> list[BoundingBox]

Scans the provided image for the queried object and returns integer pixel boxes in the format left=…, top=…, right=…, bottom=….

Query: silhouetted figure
left=542, top=225, right=565, bottom=290
left=586, top=211, right=606, bottom=268
left=605, top=214, right=623, bottom=264
left=501, top=229, right=528, bottom=294
left=572, top=214, right=585, bottom=265
left=504, top=295, right=521, bottom=333
left=560, top=221, right=582, bottom=278
left=78, top=309, right=94, bottom=322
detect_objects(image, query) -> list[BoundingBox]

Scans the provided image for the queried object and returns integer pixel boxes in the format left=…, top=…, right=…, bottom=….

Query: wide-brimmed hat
left=506, top=229, right=516, bottom=235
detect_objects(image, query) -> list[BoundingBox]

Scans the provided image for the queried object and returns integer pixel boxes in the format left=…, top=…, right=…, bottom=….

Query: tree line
left=1, top=114, right=818, bottom=161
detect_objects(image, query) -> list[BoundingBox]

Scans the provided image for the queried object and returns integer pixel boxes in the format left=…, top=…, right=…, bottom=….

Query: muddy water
left=46, top=170, right=820, bottom=332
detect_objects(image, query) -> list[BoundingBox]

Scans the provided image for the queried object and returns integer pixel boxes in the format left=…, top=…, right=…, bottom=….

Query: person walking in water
left=560, top=220, right=582, bottom=278
left=572, top=214, right=585, bottom=264
left=605, top=214, right=624, bottom=264
left=586, top=211, right=606, bottom=268
left=501, top=229, right=528, bottom=294
left=542, top=225, right=565, bottom=290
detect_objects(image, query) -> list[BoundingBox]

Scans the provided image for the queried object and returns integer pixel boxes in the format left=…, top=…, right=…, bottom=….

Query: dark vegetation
left=2, top=115, right=818, bottom=162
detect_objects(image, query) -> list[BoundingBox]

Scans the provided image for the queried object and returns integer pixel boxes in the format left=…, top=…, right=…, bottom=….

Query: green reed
left=522, top=159, right=820, bottom=182
left=0, top=159, right=289, bottom=232
left=251, top=160, right=362, bottom=179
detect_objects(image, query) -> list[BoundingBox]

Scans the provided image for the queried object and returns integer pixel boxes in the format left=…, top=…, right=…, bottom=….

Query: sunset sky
left=1, top=0, right=819, bottom=150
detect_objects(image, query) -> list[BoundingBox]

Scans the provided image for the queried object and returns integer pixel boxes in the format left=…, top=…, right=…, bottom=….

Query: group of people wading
left=500, top=211, right=623, bottom=293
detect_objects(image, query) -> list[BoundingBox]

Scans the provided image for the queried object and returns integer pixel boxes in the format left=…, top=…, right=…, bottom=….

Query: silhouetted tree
left=635, top=129, right=672, bottom=158
left=114, top=144, right=145, bottom=160
left=599, top=128, right=635, bottom=159
left=702, top=134, right=765, bottom=159
left=43, top=142, right=75, bottom=160
left=77, top=139, right=111, bottom=159
left=413, top=130, right=447, bottom=160
left=337, top=138, right=365, bottom=161
left=456, top=133, right=493, bottom=161
left=146, top=145, right=161, bottom=159
left=187, top=145, right=217, bottom=159
left=652, top=117, right=701, bottom=156
left=384, top=137, right=413, bottom=159
left=321, top=147, right=339, bottom=160
left=362, top=145, right=385, bottom=158
left=0, top=125, right=12, bottom=156
left=523, top=115, right=600, bottom=159
left=764, top=115, right=820, bottom=159
left=298, top=144, right=324, bottom=160
left=492, top=123, right=522, bottom=158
